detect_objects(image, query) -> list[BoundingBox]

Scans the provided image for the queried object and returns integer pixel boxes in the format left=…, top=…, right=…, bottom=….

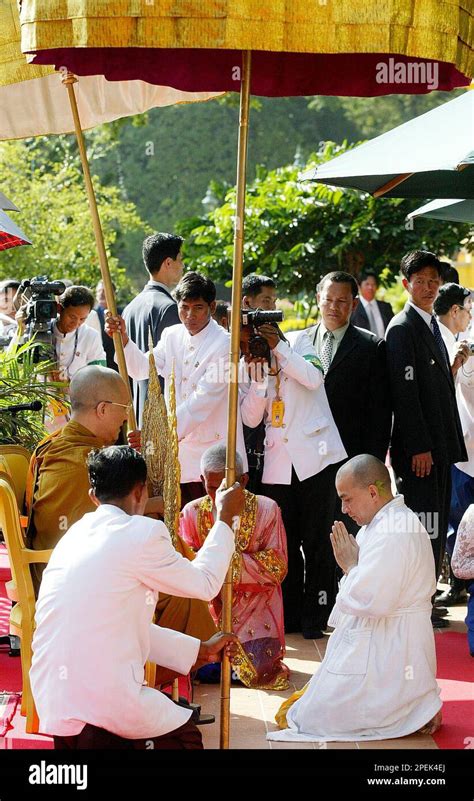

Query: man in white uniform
left=30, top=445, right=243, bottom=749
left=107, top=272, right=254, bottom=505
left=241, top=322, right=347, bottom=638
left=268, top=454, right=442, bottom=743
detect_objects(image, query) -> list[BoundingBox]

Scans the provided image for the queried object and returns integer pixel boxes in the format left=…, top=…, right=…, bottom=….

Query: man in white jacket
left=106, top=272, right=254, bottom=506
left=241, top=323, right=347, bottom=639
left=30, top=445, right=243, bottom=749
left=268, top=454, right=442, bottom=743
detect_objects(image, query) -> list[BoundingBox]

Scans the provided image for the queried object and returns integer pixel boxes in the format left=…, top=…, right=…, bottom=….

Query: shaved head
left=336, top=455, right=393, bottom=527
left=337, top=454, right=390, bottom=492
left=70, top=366, right=127, bottom=411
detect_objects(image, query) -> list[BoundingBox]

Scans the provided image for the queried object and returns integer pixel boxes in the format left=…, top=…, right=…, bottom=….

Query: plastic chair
left=0, top=444, right=30, bottom=521
left=0, top=475, right=52, bottom=733
left=0, top=456, right=28, bottom=530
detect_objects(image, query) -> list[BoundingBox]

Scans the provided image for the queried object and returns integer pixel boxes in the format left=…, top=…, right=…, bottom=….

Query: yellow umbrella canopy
left=19, top=0, right=473, bottom=94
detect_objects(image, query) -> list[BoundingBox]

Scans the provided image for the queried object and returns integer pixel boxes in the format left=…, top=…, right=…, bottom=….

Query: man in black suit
left=304, top=272, right=392, bottom=629
left=351, top=269, right=394, bottom=335
left=94, top=280, right=122, bottom=370
left=122, top=233, right=184, bottom=424
left=307, top=271, right=392, bottom=468
left=385, top=250, right=468, bottom=628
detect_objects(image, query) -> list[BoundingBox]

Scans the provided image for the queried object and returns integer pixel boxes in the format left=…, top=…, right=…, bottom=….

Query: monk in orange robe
left=26, top=366, right=217, bottom=683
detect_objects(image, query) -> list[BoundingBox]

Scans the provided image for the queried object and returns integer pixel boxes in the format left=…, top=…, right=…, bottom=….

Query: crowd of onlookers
left=2, top=232, right=474, bottom=658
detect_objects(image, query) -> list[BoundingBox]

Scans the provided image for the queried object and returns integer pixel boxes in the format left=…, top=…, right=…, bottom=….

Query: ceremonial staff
left=61, top=71, right=136, bottom=431
left=220, top=50, right=252, bottom=750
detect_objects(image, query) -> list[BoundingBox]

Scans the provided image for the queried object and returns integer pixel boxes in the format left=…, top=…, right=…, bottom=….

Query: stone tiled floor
left=194, top=600, right=468, bottom=750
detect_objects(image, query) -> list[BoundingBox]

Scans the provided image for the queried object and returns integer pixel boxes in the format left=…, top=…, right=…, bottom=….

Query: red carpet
left=433, top=631, right=474, bottom=750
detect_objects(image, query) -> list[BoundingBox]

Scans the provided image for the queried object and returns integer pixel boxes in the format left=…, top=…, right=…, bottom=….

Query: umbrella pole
left=61, top=72, right=137, bottom=431
left=220, top=50, right=252, bottom=750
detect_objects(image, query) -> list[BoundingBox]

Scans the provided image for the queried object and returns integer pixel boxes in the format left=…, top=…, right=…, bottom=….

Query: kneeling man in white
left=268, top=454, right=442, bottom=743
left=30, top=445, right=243, bottom=749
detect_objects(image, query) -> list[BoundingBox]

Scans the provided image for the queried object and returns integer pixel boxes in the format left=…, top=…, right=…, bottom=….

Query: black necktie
left=430, top=316, right=450, bottom=369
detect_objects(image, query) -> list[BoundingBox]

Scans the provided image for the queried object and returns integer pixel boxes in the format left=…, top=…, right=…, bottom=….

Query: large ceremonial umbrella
left=0, top=0, right=221, bottom=428
left=407, top=197, right=474, bottom=223
left=305, top=88, right=474, bottom=198
left=20, top=2, right=473, bottom=95
left=17, top=0, right=474, bottom=748
left=0, top=210, right=32, bottom=251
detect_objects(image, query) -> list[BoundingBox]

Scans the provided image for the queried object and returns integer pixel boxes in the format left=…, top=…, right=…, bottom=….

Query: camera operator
left=240, top=281, right=347, bottom=639
left=17, top=284, right=106, bottom=431
left=0, top=279, right=21, bottom=346
left=240, top=274, right=278, bottom=492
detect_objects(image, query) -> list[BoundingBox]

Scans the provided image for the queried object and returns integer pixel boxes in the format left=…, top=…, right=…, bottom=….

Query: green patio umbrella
left=305, top=88, right=474, bottom=198
left=407, top=197, right=474, bottom=223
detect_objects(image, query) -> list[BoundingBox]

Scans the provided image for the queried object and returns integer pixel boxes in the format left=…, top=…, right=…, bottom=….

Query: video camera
left=14, top=275, right=66, bottom=360
left=239, top=308, right=284, bottom=363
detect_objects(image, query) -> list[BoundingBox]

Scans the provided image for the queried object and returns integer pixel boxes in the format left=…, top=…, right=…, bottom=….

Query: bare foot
left=418, top=709, right=442, bottom=735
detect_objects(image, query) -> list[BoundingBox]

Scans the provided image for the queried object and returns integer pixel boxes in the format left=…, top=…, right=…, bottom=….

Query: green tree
left=0, top=138, right=151, bottom=302
left=92, top=89, right=452, bottom=250
left=177, top=142, right=472, bottom=298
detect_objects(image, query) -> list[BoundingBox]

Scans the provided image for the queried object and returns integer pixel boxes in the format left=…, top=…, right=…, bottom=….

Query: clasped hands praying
left=330, top=521, right=359, bottom=574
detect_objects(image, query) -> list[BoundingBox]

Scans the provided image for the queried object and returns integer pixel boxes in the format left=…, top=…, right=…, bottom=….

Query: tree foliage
left=177, top=142, right=472, bottom=297
left=0, top=90, right=465, bottom=295
left=0, top=137, right=151, bottom=302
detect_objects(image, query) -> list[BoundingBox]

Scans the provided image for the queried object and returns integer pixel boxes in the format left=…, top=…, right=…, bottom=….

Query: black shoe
left=170, top=697, right=215, bottom=726
left=432, top=606, right=449, bottom=617
left=302, top=629, right=325, bottom=640
left=435, top=588, right=468, bottom=607
left=431, top=615, right=450, bottom=629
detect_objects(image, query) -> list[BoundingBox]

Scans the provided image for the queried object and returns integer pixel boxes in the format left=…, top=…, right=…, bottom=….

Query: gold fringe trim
left=18, top=1, right=473, bottom=78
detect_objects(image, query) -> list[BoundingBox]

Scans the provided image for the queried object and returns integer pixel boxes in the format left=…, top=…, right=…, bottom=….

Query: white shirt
left=439, top=320, right=474, bottom=478
left=31, top=503, right=235, bottom=739
left=407, top=300, right=433, bottom=328
left=0, top=314, right=16, bottom=342
left=359, top=296, right=385, bottom=338
left=312, top=321, right=350, bottom=365
left=53, top=322, right=106, bottom=379
left=85, top=309, right=102, bottom=335
left=268, top=495, right=441, bottom=742
left=122, top=318, right=250, bottom=482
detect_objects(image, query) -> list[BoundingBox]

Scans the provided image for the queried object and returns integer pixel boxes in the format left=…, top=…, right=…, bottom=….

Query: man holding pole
left=31, top=445, right=243, bottom=749
left=106, top=272, right=264, bottom=507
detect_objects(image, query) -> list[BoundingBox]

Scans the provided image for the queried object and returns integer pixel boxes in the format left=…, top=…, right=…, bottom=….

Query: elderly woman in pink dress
left=180, top=444, right=289, bottom=690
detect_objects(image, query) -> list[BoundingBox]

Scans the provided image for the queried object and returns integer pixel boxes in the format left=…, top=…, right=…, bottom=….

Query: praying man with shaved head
left=26, top=366, right=218, bottom=673
left=268, top=454, right=442, bottom=743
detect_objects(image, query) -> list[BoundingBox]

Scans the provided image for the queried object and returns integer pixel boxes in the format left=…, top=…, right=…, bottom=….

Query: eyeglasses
left=97, top=400, right=133, bottom=412
left=456, top=305, right=471, bottom=313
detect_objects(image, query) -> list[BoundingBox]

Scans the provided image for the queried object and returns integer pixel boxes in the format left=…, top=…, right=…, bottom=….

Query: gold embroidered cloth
left=18, top=0, right=473, bottom=79
left=180, top=490, right=290, bottom=690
